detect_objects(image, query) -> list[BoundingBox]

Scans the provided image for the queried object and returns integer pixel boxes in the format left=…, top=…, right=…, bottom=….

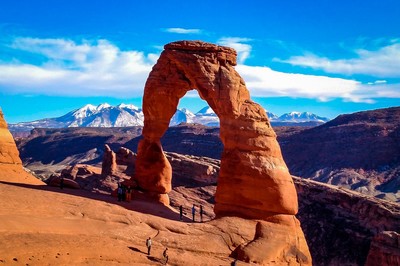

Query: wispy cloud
left=277, top=42, right=400, bottom=78
left=0, top=37, right=157, bottom=97
left=217, top=37, right=252, bottom=64
left=163, top=28, right=202, bottom=34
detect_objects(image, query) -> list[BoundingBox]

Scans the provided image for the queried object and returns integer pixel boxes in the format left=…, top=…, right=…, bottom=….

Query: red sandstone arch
left=134, top=41, right=311, bottom=264
left=135, top=40, right=298, bottom=219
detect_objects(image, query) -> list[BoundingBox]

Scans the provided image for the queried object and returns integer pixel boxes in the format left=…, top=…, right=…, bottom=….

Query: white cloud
left=163, top=28, right=202, bottom=34
left=0, top=37, right=399, bottom=103
left=367, top=80, right=387, bottom=85
left=235, top=65, right=366, bottom=102
left=278, top=43, right=400, bottom=78
left=0, top=38, right=156, bottom=96
left=217, top=37, right=252, bottom=64
left=235, top=64, right=400, bottom=102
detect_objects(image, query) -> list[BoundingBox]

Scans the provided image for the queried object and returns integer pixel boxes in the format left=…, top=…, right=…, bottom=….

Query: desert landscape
left=1, top=2, right=400, bottom=264
left=1, top=40, right=400, bottom=266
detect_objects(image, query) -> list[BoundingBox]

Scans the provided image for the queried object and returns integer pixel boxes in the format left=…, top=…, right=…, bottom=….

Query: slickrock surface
left=0, top=181, right=255, bottom=266
left=134, top=40, right=310, bottom=264
left=0, top=111, right=44, bottom=185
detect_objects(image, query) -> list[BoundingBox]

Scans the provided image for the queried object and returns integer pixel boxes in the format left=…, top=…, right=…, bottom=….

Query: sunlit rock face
left=0, top=111, right=22, bottom=165
left=0, top=110, right=44, bottom=185
left=134, top=41, right=311, bottom=265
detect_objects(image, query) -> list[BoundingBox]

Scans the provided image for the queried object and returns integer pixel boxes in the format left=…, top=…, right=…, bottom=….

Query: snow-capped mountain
left=169, top=107, right=220, bottom=126
left=169, top=108, right=196, bottom=126
left=275, top=112, right=329, bottom=123
left=54, top=102, right=144, bottom=127
left=196, top=106, right=216, bottom=116
left=266, top=111, right=279, bottom=121
left=193, top=107, right=219, bottom=126
left=9, top=104, right=330, bottom=133
left=9, top=103, right=144, bottom=132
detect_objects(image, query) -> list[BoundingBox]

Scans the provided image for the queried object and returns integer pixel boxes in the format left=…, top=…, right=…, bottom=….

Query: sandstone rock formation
left=134, top=40, right=311, bottom=264
left=165, top=152, right=219, bottom=186
left=116, top=147, right=136, bottom=175
left=47, top=175, right=80, bottom=189
left=0, top=110, right=44, bottom=185
left=366, top=231, right=400, bottom=266
left=0, top=110, right=22, bottom=165
left=101, top=144, right=117, bottom=176
left=294, top=176, right=400, bottom=265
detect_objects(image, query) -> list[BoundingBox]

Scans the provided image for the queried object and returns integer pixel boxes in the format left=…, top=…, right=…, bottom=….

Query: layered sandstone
left=134, top=40, right=311, bottom=264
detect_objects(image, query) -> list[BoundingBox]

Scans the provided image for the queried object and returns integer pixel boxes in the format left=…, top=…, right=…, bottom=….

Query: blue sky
left=0, top=0, right=399, bottom=123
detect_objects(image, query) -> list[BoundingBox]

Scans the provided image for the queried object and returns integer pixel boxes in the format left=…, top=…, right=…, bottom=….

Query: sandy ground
left=0, top=167, right=255, bottom=265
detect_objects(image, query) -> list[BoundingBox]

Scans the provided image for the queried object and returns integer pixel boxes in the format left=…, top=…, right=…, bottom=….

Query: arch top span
left=164, top=40, right=237, bottom=66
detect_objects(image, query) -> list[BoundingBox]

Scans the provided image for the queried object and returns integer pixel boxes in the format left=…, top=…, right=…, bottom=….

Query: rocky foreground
left=2, top=110, right=400, bottom=265
left=0, top=177, right=261, bottom=265
left=44, top=147, right=400, bottom=266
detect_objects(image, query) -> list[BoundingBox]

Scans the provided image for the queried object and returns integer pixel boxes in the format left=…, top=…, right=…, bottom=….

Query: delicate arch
left=135, top=41, right=298, bottom=219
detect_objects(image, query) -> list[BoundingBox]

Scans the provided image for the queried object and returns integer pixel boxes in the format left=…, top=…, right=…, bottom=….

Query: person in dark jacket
left=192, top=204, right=196, bottom=222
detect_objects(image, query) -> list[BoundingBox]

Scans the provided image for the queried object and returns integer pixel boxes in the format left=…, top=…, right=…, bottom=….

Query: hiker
left=200, top=205, right=203, bottom=222
left=122, top=185, right=126, bottom=201
left=192, top=204, right=196, bottom=222
left=117, top=184, right=123, bottom=202
left=163, top=247, right=169, bottom=264
left=146, top=237, right=152, bottom=255
left=179, top=205, right=183, bottom=221
left=60, top=177, right=64, bottom=190
left=126, top=186, right=132, bottom=202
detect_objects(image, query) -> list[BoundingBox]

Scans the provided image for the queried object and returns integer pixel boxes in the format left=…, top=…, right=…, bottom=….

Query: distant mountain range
left=9, top=103, right=330, bottom=132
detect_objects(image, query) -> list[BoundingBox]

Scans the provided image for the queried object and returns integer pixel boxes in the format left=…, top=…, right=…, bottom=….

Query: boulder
left=48, top=175, right=80, bottom=189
